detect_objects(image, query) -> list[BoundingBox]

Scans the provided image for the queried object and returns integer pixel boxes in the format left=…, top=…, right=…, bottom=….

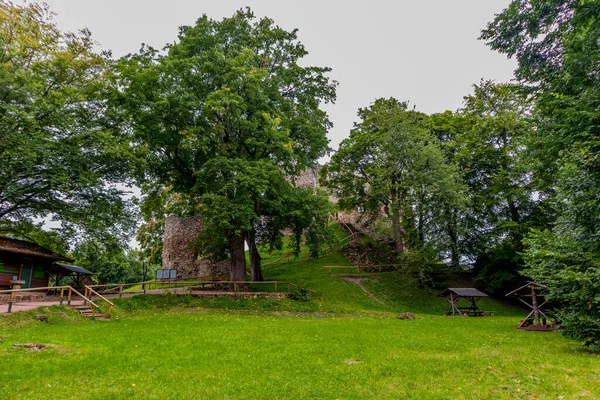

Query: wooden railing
left=84, top=286, right=115, bottom=314
left=1, top=279, right=313, bottom=314
left=323, top=264, right=399, bottom=276
left=87, top=279, right=314, bottom=295
left=0, top=285, right=101, bottom=315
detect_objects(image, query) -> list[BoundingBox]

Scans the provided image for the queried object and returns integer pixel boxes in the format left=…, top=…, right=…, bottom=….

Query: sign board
left=156, top=269, right=177, bottom=280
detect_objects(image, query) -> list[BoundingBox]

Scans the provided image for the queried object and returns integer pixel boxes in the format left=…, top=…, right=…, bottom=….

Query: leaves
left=0, top=2, right=138, bottom=246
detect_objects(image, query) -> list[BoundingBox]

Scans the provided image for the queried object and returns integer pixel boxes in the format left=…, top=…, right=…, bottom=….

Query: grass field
left=1, top=248, right=599, bottom=399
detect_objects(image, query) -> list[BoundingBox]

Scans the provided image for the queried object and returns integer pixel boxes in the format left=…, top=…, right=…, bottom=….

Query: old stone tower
left=162, top=214, right=229, bottom=279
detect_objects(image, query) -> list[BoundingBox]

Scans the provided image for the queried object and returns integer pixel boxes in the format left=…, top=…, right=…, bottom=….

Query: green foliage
left=432, top=82, right=551, bottom=292
left=483, top=0, right=600, bottom=349
left=323, top=98, right=466, bottom=257
left=289, top=286, right=312, bottom=302
left=117, top=9, right=336, bottom=278
left=71, top=240, right=144, bottom=284
left=397, top=248, right=448, bottom=289
left=523, top=229, right=600, bottom=350
left=0, top=2, right=138, bottom=246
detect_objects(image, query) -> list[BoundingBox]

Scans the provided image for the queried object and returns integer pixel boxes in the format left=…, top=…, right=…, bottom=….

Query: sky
left=43, top=0, right=517, bottom=154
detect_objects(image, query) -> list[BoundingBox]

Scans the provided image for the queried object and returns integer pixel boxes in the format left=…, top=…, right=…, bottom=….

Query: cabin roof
left=0, top=237, right=72, bottom=262
left=51, top=263, right=94, bottom=276
left=438, top=288, right=488, bottom=298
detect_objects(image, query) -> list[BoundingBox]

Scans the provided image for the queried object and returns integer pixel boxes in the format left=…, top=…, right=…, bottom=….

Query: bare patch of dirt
left=12, top=343, right=56, bottom=352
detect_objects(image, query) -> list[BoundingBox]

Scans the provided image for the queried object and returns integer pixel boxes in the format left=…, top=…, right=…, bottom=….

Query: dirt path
left=343, top=277, right=387, bottom=307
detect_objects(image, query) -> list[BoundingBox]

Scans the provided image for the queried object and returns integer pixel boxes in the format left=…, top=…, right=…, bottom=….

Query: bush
left=398, top=248, right=448, bottom=289
left=289, top=286, right=312, bottom=302
left=523, top=229, right=600, bottom=351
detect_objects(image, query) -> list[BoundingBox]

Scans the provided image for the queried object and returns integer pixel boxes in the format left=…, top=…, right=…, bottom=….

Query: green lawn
left=1, top=251, right=599, bottom=399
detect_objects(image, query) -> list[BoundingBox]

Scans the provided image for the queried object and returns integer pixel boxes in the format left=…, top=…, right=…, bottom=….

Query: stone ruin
left=162, top=214, right=229, bottom=280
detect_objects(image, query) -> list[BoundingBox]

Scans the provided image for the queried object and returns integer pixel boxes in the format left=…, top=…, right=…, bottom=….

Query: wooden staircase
left=71, top=304, right=110, bottom=320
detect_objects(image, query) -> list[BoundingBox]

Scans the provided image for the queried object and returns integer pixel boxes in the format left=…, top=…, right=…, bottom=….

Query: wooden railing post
left=234, top=282, right=237, bottom=293
left=67, top=288, right=72, bottom=306
left=8, top=291, right=14, bottom=313
left=59, top=288, right=65, bottom=306
left=119, top=285, right=123, bottom=298
left=274, top=282, right=278, bottom=292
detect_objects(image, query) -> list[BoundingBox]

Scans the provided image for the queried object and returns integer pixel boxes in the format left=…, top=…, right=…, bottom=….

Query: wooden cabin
left=0, top=237, right=72, bottom=290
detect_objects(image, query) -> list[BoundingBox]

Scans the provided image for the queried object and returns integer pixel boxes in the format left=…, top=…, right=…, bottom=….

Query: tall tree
left=453, top=82, right=549, bottom=292
left=482, top=0, right=600, bottom=348
left=0, top=1, right=137, bottom=246
left=117, top=9, right=336, bottom=280
left=322, top=98, right=465, bottom=257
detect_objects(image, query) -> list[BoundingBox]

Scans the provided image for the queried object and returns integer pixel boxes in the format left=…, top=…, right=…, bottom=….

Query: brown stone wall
left=162, top=214, right=233, bottom=280
left=162, top=214, right=203, bottom=278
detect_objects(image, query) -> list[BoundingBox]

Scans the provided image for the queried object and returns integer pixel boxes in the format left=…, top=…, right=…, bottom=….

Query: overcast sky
left=43, top=0, right=516, bottom=154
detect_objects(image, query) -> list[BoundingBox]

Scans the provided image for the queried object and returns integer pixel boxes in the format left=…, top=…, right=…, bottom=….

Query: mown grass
left=1, top=246, right=599, bottom=399
left=1, top=305, right=598, bottom=399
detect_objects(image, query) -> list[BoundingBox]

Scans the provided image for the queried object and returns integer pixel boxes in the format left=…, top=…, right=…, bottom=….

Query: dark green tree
left=322, top=98, right=466, bottom=259
left=452, top=82, right=550, bottom=292
left=117, top=9, right=336, bottom=280
left=482, top=0, right=600, bottom=348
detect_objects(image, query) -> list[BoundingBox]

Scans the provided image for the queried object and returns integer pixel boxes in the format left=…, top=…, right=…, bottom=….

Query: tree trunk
left=446, top=207, right=460, bottom=269
left=227, top=231, right=247, bottom=281
left=391, top=211, right=405, bottom=254
left=246, top=228, right=263, bottom=281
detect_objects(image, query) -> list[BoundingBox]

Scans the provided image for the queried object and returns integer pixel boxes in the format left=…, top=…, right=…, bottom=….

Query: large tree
left=117, top=9, right=336, bottom=280
left=0, top=2, right=137, bottom=246
left=482, top=0, right=600, bottom=348
left=322, top=98, right=465, bottom=258
left=452, top=82, right=550, bottom=292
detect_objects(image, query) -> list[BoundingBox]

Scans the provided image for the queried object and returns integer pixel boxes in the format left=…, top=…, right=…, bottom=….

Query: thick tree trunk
left=227, top=231, right=247, bottom=281
left=246, top=228, right=263, bottom=281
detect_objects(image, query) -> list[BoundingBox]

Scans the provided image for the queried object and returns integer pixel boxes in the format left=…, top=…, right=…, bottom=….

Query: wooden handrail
left=0, top=285, right=71, bottom=294
left=69, top=287, right=100, bottom=309
left=323, top=264, right=399, bottom=276
left=85, top=286, right=114, bottom=315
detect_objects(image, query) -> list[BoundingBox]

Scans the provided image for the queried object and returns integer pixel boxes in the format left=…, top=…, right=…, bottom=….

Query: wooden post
left=234, top=282, right=237, bottom=293
left=274, top=282, right=278, bottom=292
left=531, top=284, right=540, bottom=326
left=119, top=285, right=123, bottom=298
left=59, top=288, right=65, bottom=306
left=8, top=291, right=14, bottom=313
left=67, top=288, right=72, bottom=306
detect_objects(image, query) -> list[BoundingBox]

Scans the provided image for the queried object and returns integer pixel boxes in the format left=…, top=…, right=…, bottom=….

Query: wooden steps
left=70, top=304, right=110, bottom=321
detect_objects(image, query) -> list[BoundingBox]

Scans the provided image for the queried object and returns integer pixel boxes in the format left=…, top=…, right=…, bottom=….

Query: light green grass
left=0, top=307, right=598, bottom=399
left=1, top=248, right=599, bottom=399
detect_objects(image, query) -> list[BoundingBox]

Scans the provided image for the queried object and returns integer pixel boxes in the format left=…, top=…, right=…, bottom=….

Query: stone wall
left=162, top=214, right=231, bottom=280
left=162, top=214, right=203, bottom=278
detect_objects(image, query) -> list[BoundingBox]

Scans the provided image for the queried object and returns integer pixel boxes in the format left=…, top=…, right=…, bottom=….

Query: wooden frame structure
left=506, top=282, right=556, bottom=331
left=439, top=288, right=489, bottom=316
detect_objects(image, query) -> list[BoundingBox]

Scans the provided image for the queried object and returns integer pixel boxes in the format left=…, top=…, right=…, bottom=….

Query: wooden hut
left=0, top=237, right=73, bottom=290
left=439, top=287, right=489, bottom=316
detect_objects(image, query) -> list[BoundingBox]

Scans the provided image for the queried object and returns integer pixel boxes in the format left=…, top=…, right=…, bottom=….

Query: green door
left=21, top=259, right=33, bottom=288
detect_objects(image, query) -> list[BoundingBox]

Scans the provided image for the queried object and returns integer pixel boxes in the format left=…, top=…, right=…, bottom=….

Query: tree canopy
left=322, top=98, right=466, bottom=260
left=483, top=0, right=600, bottom=349
left=0, top=2, right=137, bottom=248
left=117, top=9, right=336, bottom=280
